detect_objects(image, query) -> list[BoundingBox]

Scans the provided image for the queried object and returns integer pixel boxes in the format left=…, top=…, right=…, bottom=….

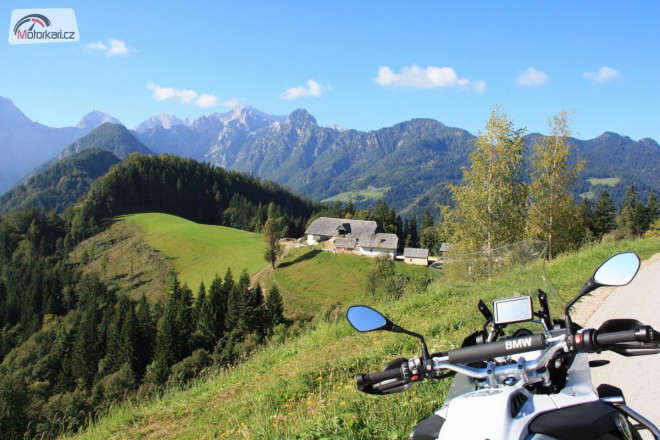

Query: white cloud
left=516, top=67, right=550, bottom=87
left=583, top=66, right=621, bottom=84
left=106, top=38, right=129, bottom=57
left=85, top=38, right=132, bottom=57
left=195, top=94, right=219, bottom=108
left=220, top=98, right=242, bottom=108
left=280, top=79, right=332, bottom=99
left=147, top=83, right=221, bottom=108
left=374, top=65, right=486, bottom=92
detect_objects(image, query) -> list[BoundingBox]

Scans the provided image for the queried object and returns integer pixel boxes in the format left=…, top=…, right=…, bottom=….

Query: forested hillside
left=0, top=149, right=121, bottom=214
left=70, top=153, right=319, bottom=242
left=0, top=153, right=321, bottom=439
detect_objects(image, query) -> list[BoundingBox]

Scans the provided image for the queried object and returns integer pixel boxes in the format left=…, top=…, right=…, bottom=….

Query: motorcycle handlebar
left=577, top=325, right=658, bottom=352
left=448, top=333, right=546, bottom=364
left=355, top=363, right=408, bottom=391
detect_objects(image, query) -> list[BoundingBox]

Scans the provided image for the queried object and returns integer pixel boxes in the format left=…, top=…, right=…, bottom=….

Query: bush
left=92, top=363, right=136, bottom=408
left=643, top=219, right=660, bottom=238
left=167, top=349, right=211, bottom=388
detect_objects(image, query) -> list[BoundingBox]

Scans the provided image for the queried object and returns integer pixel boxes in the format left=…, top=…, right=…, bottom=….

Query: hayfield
left=122, top=213, right=266, bottom=291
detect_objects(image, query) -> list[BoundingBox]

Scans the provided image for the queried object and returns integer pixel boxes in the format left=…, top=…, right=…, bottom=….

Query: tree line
left=70, top=153, right=318, bottom=244
left=432, top=108, right=658, bottom=258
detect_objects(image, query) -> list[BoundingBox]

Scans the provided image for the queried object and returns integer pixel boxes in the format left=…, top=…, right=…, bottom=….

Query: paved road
left=586, top=257, right=660, bottom=430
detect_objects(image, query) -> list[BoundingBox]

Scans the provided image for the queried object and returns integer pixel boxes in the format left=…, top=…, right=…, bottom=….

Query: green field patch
left=322, top=187, right=388, bottom=204
left=587, top=177, right=620, bottom=187
left=267, top=247, right=429, bottom=319
left=121, top=213, right=266, bottom=291
left=579, top=191, right=595, bottom=200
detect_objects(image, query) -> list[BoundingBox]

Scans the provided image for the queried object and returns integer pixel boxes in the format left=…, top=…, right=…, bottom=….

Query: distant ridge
left=0, top=149, right=121, bottom=214
left=1, top=95, right=658, bottom=214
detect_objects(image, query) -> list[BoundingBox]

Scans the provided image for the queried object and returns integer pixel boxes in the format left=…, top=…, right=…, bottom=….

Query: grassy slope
left=68, top=238, right=660, bottom=439
left=587, top=177, right=621, bottom=187
left=321, top=188, right=387, bottom=204
left=71, top=220, right=175, bottom=303
left=122, top=213, right=266, bottom=292
left=266, top=247, right=429, bottom=319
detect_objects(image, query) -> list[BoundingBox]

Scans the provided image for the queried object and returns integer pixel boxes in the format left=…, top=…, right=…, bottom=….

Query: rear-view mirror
left=592, top=252, right=640, bottom=287
left=346, top=306, right=390, bottom=332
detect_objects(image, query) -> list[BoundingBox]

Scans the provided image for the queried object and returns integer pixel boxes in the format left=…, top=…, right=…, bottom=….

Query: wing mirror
left=564, top=252, right=640, bottom=338
left=346, top=305, right=430, bottom=360
left=592, top=252, right=640, bottom=287
left=346, top=305, right=391, bottom=332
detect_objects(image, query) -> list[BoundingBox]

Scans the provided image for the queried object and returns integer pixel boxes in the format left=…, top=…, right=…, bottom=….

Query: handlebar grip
left=356, top=365, right=406, bottom=390
left=595, top=329, right=639, bottom=346
left=594, top=325, right=657, bottom=346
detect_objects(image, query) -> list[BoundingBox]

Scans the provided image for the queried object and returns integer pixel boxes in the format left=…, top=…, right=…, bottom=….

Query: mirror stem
left=392, top=325, right=431, bottom=360
left=564, top=279, right=598, bottom=339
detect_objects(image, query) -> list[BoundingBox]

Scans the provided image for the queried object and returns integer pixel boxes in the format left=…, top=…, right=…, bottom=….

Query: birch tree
left=446, top=106, right=527, bottom=254
left=527, top=111, right=584, bottom=258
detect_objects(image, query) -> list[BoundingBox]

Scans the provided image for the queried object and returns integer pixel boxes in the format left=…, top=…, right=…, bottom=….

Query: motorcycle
left=346, top=240, right=660, bottom=439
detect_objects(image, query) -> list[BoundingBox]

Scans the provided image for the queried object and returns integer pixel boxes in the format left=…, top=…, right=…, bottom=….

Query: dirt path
left=249, top=239, right=296, bottom=287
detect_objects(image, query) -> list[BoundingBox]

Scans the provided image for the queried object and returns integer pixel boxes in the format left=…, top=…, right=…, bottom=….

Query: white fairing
left=436, top=353, right=598, bottom=440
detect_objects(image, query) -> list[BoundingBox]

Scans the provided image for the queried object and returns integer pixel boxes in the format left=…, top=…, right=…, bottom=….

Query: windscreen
left=430, top=239, right=565, bottom=321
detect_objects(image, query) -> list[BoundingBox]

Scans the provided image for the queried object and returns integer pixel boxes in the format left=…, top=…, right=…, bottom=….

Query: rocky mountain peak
left=286, top=108, right=317, bottom=127
left=77, top=111, right=122, bottom=130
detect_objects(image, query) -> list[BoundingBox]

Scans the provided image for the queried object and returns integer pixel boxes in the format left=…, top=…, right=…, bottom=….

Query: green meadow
left=121, top=213, right=266, bottom=291
left=267, top=247, right=429, bottom=318
left=587, top=177, right=621, bottom=187
left=68, top=237, right=660, bottom=439
left=322, top=188, right=388, bottom=204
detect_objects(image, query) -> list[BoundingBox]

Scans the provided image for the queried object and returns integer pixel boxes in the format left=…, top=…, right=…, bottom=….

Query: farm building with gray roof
left=304, top=217, right=398, bottom=260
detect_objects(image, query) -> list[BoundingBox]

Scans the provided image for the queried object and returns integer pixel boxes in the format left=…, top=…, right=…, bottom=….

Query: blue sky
left=2, top=1, right=659, bottom=141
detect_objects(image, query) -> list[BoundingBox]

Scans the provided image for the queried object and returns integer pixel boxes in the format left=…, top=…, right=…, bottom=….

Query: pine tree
left=527, top=111, right=585, bottom=258
left=643, top=191, right=659, bottom=234
left=590, top=191, right=616, bottom=239
left=244, top=283, right=265, bottom=338
left=406, top=212, right=419, bottom=248
left=264, top=285, right=285, bottom=330
left=618, top=186, right=646, bottom=236
left=225, top=271, right=250, bottom=336
left=99, top=298, right=129, bottom=376
left=421, top=208, right=434, bottom=231
left=118, top=304, right=138, bottom=376
left=445, top=106, right=527, bottom=253
left=193, top=281, right=206, bottom=324
left=148, top=275, right=193, bottom=384
left=71, top=307, right=101, bottom=389
left=134, top=293, right=155, bottom=379
left=195, top=274, right=228, bottom=351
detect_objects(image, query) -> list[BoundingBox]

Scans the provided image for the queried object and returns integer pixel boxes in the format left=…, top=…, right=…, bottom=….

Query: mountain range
left=0, top=96, right=658, bottom=216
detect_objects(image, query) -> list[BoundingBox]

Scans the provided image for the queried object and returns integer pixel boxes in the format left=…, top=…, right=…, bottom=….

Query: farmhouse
left=305, top=217, right=377, bottom=245
left=357, top=233, right=399, bottom=260
left=403, top=247, right=430, bottom=266
left=304, top=217, right=399, bottom=260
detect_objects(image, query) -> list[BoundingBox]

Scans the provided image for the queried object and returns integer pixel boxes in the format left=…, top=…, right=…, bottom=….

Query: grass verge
left=68, top=237, right=660, bottom=439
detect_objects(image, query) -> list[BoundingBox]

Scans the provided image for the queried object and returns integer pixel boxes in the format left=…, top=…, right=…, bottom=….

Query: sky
left=2, top=1, right=659, bottom=141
